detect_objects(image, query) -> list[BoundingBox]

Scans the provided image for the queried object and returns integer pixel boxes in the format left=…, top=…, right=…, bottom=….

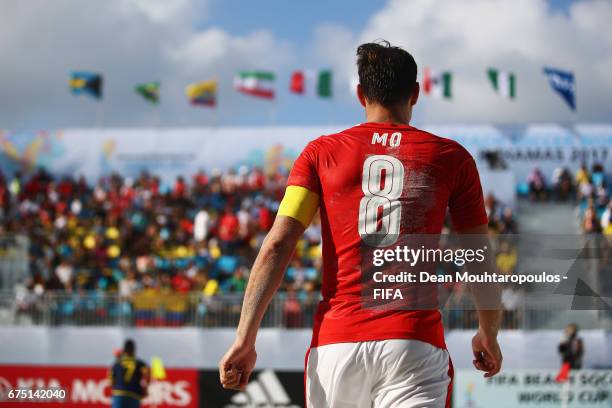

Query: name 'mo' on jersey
left=278, top=123, right=488, bottom=349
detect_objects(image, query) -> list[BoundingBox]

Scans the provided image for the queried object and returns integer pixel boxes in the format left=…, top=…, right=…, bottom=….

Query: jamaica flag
left=69, top=71, right=103, bottom=99
left=135, top=81, right=160, bottom=104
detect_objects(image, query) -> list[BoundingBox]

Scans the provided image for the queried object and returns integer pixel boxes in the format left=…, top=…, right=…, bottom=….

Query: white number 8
left=358, top=155, right=404, bottom=247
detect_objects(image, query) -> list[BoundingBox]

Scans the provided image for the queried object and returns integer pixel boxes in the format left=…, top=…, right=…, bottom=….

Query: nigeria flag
left=487, top=68, right=516, bottom=99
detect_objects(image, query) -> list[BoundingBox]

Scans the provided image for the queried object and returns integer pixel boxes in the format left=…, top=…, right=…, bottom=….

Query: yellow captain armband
left=277, top=186, right=320, bottom=227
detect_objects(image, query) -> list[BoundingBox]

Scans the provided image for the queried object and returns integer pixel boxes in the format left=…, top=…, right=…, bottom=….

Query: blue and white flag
left=543, top=67, right=575, bottom=111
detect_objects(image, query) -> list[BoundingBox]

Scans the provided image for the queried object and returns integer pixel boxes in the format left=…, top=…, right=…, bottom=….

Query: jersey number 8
left=358, top=155, right=404, bottom=247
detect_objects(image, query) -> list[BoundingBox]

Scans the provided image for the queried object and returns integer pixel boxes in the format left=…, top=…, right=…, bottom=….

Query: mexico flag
left=290, top=70, right=332, bottom=98
left=234, top=71, right=275, bottom=99
left=488, top=68, right=516, bottom=99
left=423, top=68, right=452, bottom=98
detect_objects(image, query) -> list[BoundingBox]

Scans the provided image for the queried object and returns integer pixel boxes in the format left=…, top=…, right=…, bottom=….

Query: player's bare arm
left=219, top=215, right=306, bottom=390
left=457, top=223, right=503, bottom=378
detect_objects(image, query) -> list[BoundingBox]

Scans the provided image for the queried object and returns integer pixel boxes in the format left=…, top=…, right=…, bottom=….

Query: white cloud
left=121, top=0, right=194, bottom=23
left=172, top=28, right=293, bottom=73
left=313, top=0, right=612, bottom=123
left=1, top=0, right=611, bottom=128
left=0, top=0, right=293, bottom=129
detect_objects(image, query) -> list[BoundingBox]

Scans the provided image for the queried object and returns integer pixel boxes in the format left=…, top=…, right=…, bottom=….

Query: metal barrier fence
left=1, top=290, right=606, bottom=329
left=0, top=235, right=29, bottom=290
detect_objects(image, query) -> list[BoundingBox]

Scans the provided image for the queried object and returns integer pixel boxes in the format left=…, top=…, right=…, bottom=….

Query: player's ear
left=357, top=84, right=367, bottom=108
left=410, top=82, right=420, bottom=106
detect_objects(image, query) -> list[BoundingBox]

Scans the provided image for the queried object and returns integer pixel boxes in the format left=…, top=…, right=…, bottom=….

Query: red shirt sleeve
left=449, top=155, right=488, bottom=231
left=286, top=141, right=322, bottom=195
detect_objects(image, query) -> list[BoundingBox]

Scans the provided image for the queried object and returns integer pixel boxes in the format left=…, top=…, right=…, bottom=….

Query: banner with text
left=0, top=124, right=610, bottom=189
left=453, top=370, right=612, bottom=408
left=0, top=364, right=199, bottom=408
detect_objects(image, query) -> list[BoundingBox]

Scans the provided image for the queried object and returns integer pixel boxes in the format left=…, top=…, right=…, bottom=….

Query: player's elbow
left=265, top=236, right=294, bottom=256
left=262, top=216, right=304, bottom=256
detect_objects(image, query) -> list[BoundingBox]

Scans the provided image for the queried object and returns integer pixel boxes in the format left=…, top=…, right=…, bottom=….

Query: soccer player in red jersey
left=220, top=41, right=503, bottom=407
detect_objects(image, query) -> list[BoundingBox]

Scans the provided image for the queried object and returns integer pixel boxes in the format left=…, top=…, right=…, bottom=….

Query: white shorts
left=305, top=339, right=452, bottom=408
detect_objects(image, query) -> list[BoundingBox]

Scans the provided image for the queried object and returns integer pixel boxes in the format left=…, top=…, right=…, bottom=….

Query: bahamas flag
left=135, top=81, right=160, bottom=104
left=185, top=79, right=217, bottom=107
left=69, top=71, right=103, bottom=99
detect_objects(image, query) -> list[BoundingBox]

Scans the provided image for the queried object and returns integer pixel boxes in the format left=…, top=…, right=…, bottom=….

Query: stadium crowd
left=0, top=167, right=323, bottom=326
left=525, top=163, right=611, bottom=234
left=2, top=162, right=609, bottom=327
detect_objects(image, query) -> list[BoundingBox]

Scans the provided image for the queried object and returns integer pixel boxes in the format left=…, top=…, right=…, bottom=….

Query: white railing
left=1, top=290, right=608, bottom=330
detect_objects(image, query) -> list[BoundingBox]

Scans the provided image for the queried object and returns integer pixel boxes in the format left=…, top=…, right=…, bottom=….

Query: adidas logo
left=226, top=369, right=300, bottom=407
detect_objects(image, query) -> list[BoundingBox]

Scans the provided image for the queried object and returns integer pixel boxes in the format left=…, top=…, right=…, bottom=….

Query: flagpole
left=95, top=102, right=105, bottom=128
left=213, top=75, right=219, bottom=129
left=213, top=106, right=219, bottom=129
left=153, top=106, right=160, bottom=129
left=269, top=99, right=277, bottom=126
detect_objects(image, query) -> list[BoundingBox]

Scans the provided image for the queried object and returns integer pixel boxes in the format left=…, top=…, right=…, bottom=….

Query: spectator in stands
left=558, top=323, right=584, bottom=369
left=575, top=163, right=589, bottom=187
left=496, top=240, right=517, bottom=275
left=501, top=283, right=524, bottom=329
left=582, top=206, right=603, bottom=235
left=4, top=164, right=525, bottom=327
left=595, top=184, right=609, bottom=209
left=218, top=208, right=240, bottom=251
left=552, top=167, right=573, bottom=201
left=193, top=207, right=211, bottom=242
left=171, top=268, right=193, bottom=294
left=0, top=172, right=8, bottom=219
left=55, top=259, right=74, bottom=292
left=173, top=176, right=187, bottom=199
left=527, top=167, right=547, bottom=201
left=225, top=266, right=248, bottom=293
left=9, top=171, right=22, bottom=198
left=119, top=269, right=139, bottom=298
left=591, top=163, right=606, bottom=188
left=578, top=177, right=594, bottom=202
left=600, top=200, right=612, bottom=235
left=484, top=193, right=500, bottom=221
left=283, top=286, right=303, bottom=328
left=499, top=207, right=518, bottom=234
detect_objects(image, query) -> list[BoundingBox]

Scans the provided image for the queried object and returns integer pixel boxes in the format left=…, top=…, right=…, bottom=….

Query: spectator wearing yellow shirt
left=496, top=241, right=518, bottom=275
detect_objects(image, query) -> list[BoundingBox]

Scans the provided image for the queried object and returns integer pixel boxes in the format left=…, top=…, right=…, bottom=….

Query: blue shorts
left=111, top=395, right=141, bottom=408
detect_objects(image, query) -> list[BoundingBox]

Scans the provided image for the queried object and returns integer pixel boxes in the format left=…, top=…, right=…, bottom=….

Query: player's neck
left=364, top=104, right=411, bottom=126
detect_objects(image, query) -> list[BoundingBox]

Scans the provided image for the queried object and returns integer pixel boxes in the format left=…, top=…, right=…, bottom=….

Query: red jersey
left=286, top=123, right=488, bottom=349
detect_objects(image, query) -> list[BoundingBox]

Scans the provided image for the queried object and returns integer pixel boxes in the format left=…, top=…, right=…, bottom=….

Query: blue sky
left=204, top=1, right=381, bottom=43
left=207, top=0, right=574, bottom=40
left=1, top=0, right=611, bottom=130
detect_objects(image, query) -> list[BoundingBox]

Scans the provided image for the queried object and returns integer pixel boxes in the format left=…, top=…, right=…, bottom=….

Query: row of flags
left=421, top=67, right=575, bottom=111
left=69, top=66, right=577, bottom=111
left=425, top=68, right=517, bottom=100
left=69, top=69, right=331, bottom=107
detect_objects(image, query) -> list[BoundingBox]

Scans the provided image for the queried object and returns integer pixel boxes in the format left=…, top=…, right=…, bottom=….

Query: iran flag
left=423, top=68, right=452, bottom=99
left=234, top=71, right=275, bottom=99
left=488, top=68, right=516, bottom=99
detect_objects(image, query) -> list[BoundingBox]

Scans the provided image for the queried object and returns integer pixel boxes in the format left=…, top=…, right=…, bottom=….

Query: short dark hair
left=356, top=41, right=417, bottom=106
left=124, top=339, right=135, bottom=355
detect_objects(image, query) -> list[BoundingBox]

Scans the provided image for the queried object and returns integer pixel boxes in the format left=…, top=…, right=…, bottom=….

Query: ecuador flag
left=69, top=71, right=103, bottom=99
left=185, top=80, right=217, bottom=107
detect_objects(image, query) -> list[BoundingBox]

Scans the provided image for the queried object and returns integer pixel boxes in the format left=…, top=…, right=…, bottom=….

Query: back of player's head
left=124, top=339, right=136, bottom=355
left=356, top=41, right=417, bottom=106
